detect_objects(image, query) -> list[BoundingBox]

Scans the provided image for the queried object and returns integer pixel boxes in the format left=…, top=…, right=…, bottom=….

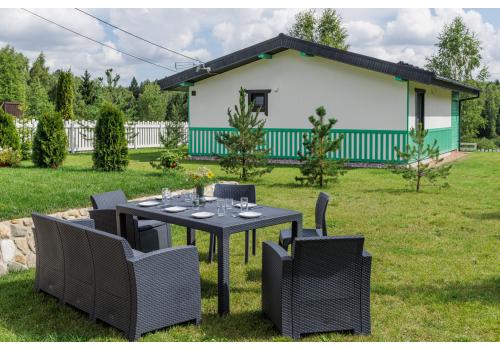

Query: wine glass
left=240, top=197, right=249, bottom=212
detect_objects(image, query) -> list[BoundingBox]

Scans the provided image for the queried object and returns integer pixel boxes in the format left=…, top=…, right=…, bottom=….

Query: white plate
left=238, top=211, right=262, bottom=219
left=138, top=200, right=160, bottom=207
left=164, top=206, right=187, bottom=213
left=203, top=196, right=217, bottom=202
left=234, top=202, right=257, bottom=208
left=191, top=211, right=215, bottom=219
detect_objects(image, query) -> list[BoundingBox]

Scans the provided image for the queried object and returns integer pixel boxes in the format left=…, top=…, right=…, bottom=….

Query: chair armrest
left=89, top=209, right=118, bottom=235
left=127, top=246, right=201, bottom=323
left=361, top=250, right=372, bottom=334
left=67, top=218, right=95, bottom=229
left=261, top=241, right=292, bottom=335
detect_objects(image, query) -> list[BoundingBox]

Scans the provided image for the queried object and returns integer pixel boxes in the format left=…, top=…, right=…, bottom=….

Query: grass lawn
left=0, top=150, right=499, bottom=341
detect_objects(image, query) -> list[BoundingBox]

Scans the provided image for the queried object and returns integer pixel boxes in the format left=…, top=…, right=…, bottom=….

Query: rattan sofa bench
left=31, top=212, right=201, bottom=341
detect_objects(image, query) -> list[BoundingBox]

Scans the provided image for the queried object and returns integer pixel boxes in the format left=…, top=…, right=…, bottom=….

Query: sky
left=1, top=8, right=499, bottom=85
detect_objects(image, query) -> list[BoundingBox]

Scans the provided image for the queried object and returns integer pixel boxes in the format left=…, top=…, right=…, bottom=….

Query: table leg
left=291, top=218, right=303, bottom=243
left=217, top=232, right=230, bottom=315
left=186, top=227, right=196, bottom=245
left=252, top=229, right=256, bottom=256
left=244, top=231, right=249, bottom=264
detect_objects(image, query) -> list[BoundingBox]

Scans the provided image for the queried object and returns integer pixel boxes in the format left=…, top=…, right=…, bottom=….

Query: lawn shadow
left=0, top=275, right=119, bottom=341
left=463, top=211, right=500, bottom=221
left=246, top=268, right=261, bottom=282
left=199, top=310, right=279, bottom=340
left=128, top=150, right=163, bottom=163
left=373, top=276, right=500, bottom=305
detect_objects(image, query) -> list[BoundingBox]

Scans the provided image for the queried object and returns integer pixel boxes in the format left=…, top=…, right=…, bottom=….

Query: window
left=415, top=88, right=425, bottom=129
left=245, top=89, right=271, bottom=116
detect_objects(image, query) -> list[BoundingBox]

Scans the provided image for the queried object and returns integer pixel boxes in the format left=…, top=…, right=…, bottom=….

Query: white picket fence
left=16, top=119, right=188, bottom=153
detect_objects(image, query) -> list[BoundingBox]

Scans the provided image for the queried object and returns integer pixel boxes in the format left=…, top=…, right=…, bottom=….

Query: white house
left=159, top=34, right=479, bottom=164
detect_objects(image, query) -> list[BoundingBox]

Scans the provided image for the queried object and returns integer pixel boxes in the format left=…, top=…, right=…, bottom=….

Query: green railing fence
left=189, top=127, right=409, bottom=163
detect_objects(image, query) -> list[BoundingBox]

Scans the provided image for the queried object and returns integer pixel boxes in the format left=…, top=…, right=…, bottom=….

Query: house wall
left=408, top=82, right=452, bottom=130
left=189, top=50, right=407, bottom=130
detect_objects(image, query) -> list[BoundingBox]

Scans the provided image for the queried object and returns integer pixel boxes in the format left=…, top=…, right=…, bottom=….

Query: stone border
left=0, top=183, right=232, bottom=277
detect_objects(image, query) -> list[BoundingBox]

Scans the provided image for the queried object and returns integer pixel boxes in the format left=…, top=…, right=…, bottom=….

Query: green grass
left=0, top=151, right=499, bottom=341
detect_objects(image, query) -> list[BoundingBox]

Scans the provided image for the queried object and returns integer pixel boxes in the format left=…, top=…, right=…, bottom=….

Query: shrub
left=0, top=147, right=21, bottom=167
left=150, top=145, right=188, bottom=173
left=93, top=103, right=129, bottom=171
left=0, top=109, right=20, bottom=151
left=32, top=112, right=68, bottom=168
left=476, top=137, right=497, bottom=150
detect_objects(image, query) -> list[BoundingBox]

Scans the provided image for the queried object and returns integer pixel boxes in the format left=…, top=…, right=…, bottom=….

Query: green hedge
left=0, top=109, right=20, bottom=151
left=92, top=102, right=129, bottom=171
left=32, top=112, right=67, bottom=168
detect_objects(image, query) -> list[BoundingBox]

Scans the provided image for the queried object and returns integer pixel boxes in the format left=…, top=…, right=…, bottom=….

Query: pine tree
left=129, top=77, right=140, bottom=99
left=216, top=87, right=272, bottom=181
left=55, top=70, right=75, bottom=120
left=295, top=106, right=345, bottom=187
left=393, top=124, right=452, bottom=192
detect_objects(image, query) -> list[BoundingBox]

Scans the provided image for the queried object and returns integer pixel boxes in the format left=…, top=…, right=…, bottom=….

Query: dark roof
left=158, top=33, right=480, bottom=95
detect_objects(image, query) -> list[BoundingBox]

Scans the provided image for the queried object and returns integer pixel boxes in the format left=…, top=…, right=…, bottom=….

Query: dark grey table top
left=116, top=198, right=302, bottom=235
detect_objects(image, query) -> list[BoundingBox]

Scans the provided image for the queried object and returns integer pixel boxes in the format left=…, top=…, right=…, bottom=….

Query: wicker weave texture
left=262, top=236, right=371, bottom=339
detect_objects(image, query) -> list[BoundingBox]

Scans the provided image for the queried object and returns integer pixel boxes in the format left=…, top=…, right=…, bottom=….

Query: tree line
left=0, top=47, right=187, bottom=123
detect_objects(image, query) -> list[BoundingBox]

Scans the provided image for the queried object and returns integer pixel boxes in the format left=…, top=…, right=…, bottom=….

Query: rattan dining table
left=116, top=199, right=303, bottom=316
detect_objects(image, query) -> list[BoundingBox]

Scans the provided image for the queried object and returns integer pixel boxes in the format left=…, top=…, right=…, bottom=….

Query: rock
left=0, top=223, right=10, bottom=239
left=14, top=254, right=26, bottom=265
left=14, top=237, right=29, bottom=255
left=10, top=219, right=21, bottom=225
left=67, top=209, right=80, bottom=217
left=27, top=234, right=36, bottom=253
left=23, top=218, right=33, bottom=227
left=11, top=224, right=27, bottom=237
left=7, top=261, right=27, bottom=272
left=79, top=209, right=89, bottom=217
left=0, top=262, right=7, bottom=276
left=26, top=252, right=36, bottom=268
left=0, top=239, right=16, bottom=262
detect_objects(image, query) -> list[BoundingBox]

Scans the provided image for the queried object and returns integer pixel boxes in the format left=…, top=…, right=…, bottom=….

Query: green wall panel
left=188, top=127, right=409, bottom=163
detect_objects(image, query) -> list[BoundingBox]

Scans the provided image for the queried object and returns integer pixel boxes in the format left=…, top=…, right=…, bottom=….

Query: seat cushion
left=279, top=228, right=322, bottom=250
left=137, top=219, right=165, bottom=231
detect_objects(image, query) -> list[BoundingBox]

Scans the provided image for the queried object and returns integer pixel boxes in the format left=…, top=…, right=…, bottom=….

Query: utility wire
left=22, top=8, right=177, bottom=72
left=75, top=8, right=204, bottom=64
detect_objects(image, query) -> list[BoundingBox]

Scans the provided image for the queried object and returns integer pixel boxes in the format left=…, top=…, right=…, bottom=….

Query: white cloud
left=0, top=8, right=500, bottom=84
left=345, top=20, right=384, bottom=45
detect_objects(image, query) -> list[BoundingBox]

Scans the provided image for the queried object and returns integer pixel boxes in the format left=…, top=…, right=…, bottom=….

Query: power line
left=74, top=8, right=204, bottom=64
left=21, top=8, right=177, bottom=72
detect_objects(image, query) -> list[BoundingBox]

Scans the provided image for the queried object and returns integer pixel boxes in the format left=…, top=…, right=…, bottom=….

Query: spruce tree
left=93, top=102, right=129, bottom=171
left=295, top=106, right=345, bottom=187
left=79, top=70, right=98, bottom=105
left=129, top=76, right=140, bottom=99
left=55, top=70, right=75, bottom=120
left=32, top=112, right=67, bottom=168
left=216, top=87, right=272, bottom=181
left=393, top=124, right=452, bottom=192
